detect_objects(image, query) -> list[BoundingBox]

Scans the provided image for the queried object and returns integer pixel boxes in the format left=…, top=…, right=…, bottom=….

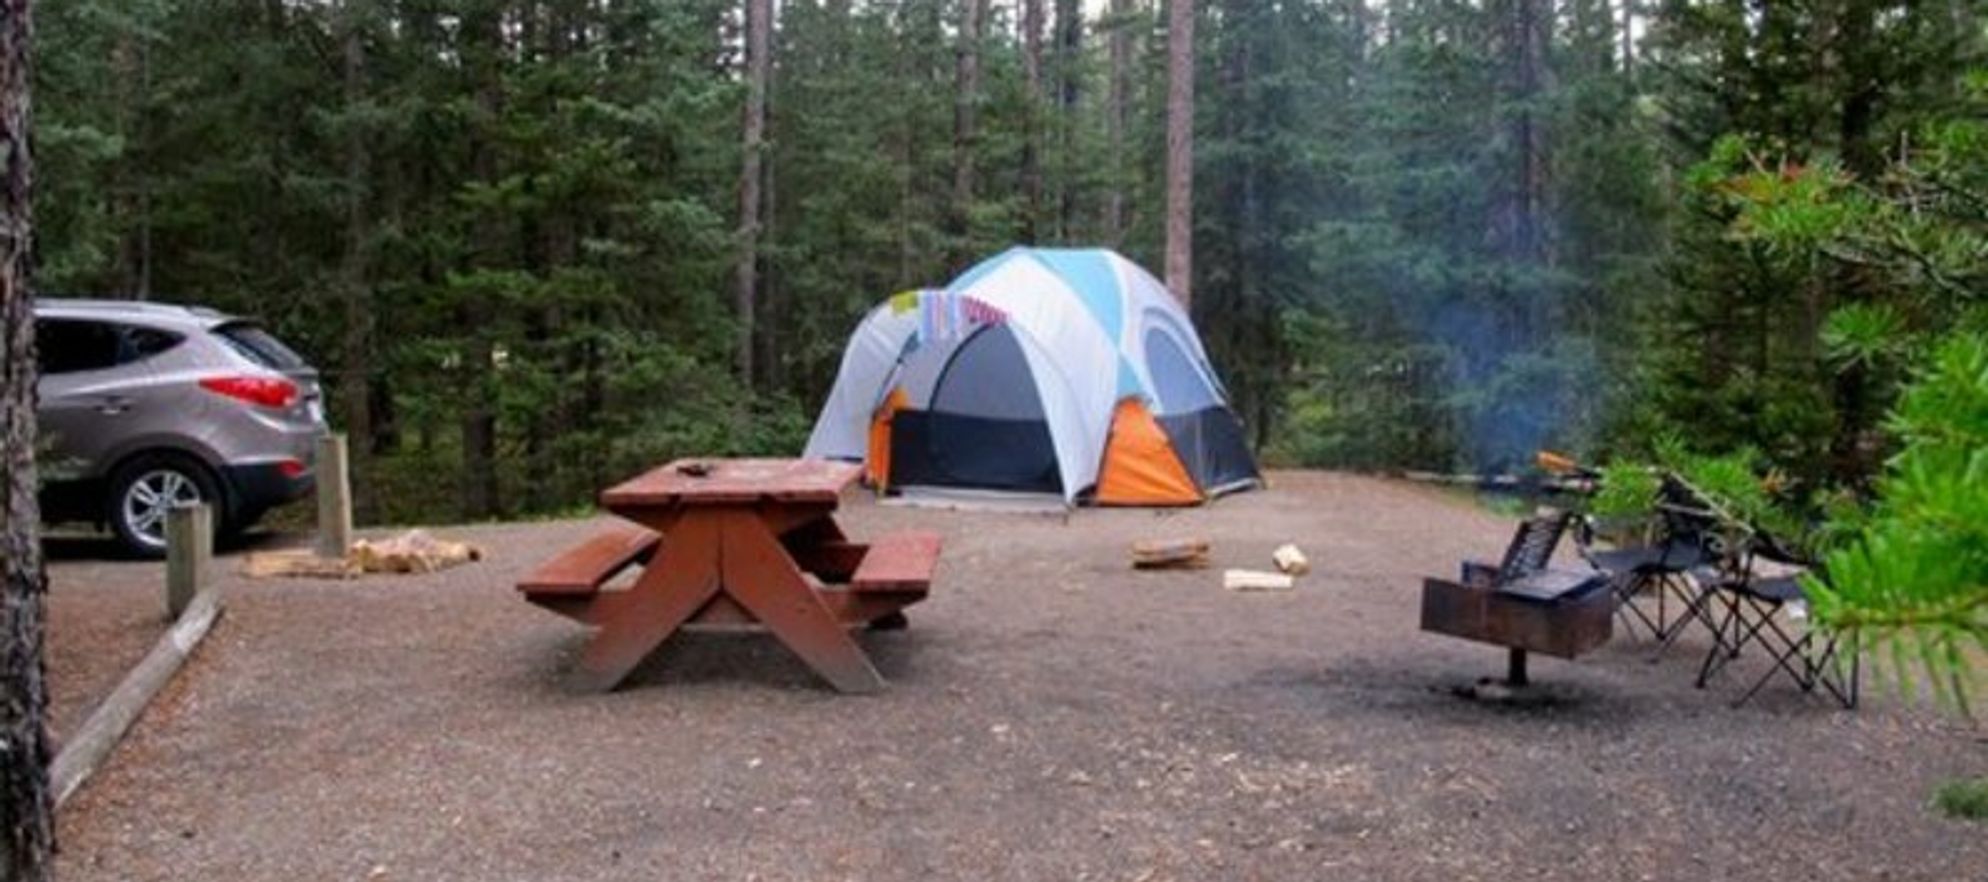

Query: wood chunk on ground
left=1224, top=569, right=1295, bottom=592
left=1272, top=543, right=1310, bottom=575
left=1132, top=537, right=1211, bottom=570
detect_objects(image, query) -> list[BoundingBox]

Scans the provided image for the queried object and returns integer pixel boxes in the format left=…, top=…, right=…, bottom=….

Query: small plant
left=1933, top=778, right=1988, bottom=821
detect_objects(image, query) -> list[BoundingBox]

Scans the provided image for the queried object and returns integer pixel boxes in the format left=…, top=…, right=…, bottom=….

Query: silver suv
left=36, top=299, right=327, bottom=556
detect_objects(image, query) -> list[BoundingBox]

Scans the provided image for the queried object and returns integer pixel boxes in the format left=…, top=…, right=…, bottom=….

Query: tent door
left=886, top=324, right=1062, bottom=494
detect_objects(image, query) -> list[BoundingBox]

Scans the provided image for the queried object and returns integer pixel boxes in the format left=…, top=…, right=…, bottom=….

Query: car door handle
left=96, top=396, right=132, bottom=415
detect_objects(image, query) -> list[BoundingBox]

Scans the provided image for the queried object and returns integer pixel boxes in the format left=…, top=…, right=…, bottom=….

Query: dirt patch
left=50, top=471, right=1988, bottom=881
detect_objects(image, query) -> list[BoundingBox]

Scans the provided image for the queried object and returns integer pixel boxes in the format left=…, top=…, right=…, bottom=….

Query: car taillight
left=277, top=458, right=307, bottom=478
left=199, top=375, right=298, bottom=409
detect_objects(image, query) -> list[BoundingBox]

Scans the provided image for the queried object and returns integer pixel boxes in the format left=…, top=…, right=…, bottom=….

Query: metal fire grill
left=1420, top=511, right=1614, bottom=686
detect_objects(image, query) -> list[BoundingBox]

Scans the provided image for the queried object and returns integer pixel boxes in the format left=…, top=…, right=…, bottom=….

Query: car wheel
left=105, top=454, right=224, bottom=559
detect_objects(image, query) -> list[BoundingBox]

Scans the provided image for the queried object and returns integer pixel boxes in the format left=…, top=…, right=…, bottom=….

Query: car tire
left=104, top=453, right=226, bottom=559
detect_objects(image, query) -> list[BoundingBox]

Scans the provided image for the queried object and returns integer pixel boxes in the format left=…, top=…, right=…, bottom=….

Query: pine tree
left=0, top=0, right=53, bottom=875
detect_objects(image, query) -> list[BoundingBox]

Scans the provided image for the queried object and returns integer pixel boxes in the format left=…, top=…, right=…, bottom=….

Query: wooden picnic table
left=517, top=458, right=941, bottom=693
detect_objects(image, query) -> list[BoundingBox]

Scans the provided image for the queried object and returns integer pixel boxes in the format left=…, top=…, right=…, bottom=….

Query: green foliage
left=1590, top=462, right=1659, bottom=521
left=1933, top=778, right=1988, bottom=821
left=1590, top=437, right=1804, bottom=549
left=1808, top=332, right=1988, bottom=712
left=1823, top=303, right=1913, bottom=371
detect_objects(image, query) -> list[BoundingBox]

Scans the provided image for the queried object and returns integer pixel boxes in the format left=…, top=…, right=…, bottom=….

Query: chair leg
left=1724, top=605, right=1859, bottom=710
left=1612, top=572, right=1663, bottom=640
left=1651, top=577, right=1718, bottom=663
left=1807, top=632, right=1859, bottom=709
left=1731, top=626, right=1814, bottom=708
left=1695, top=592, right=1739, bottom=688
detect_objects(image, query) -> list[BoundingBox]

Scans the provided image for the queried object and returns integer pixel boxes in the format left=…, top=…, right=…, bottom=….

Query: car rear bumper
left=224, top=461, right=315, bottom=515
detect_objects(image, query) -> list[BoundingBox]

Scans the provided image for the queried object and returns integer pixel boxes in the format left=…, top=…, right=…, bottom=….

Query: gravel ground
left=45, top=535, right=173, bottom=740
left=49, top=470, right=1988, bottom=881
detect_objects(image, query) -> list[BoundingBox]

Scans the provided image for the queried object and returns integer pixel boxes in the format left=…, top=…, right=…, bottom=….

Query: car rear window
left=215, top=322, right=306, bottom=370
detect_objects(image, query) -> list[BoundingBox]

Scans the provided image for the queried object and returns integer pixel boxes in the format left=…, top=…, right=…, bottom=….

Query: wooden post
left=316, top=433, right=352, bottom=559
left=165, top=503, right=211, bottom=619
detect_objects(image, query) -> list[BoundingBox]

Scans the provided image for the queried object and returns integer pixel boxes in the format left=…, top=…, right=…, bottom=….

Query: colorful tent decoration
left=803, top=247, right=1260, bottom=505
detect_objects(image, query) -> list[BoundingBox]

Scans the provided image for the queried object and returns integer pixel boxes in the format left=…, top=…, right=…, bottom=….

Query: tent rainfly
left=803, top=247, right=1260, bottom=505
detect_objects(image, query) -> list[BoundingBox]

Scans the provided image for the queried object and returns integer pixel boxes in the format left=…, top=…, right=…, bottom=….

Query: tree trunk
left=0, top=0, right=53, bottom=876
left=1493, top=0, right=1553, bottom=271
left=735, top=0, right=772, bottom=388
left=761, top=94, right=782, bottom=394
left=1017, top=0, right=1049, bottom=241
left=1619, top=0, right=1634, bottom=80
left=1105, top=0, right=1133, bottom=243
left=1054, top=0, right=1080, bottom=238
left=1022, top=0, right=1044, bottom=242
left=338, top=0, right=374, bottom=523
left=951, top=0, right=986, bottom=269
left=460, top=4, right=503, bottom=521
left=111, top=26, right=152, bottom=300
left=1835, top=0, right=1879, bottom=178
left=1164, top=0, right=1196, bottom=307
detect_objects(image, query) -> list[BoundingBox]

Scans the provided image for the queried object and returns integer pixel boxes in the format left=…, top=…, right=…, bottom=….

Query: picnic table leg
left=719, top=510, right=886, bottom=694
left=571, top=516, right=724, bottom=692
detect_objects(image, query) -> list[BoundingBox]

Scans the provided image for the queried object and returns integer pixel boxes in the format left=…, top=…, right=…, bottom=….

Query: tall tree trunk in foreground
left=1105, top=0, right=1133, bottom=243
left=951, top=0, right=986, bottom=269
left=0, top=0, right=53, bottom=876
left=1164, top=0, right=1196, bottom=307
left=1021, top=0, right=1044, bottom=242
left=735, top=0, right=772, bottom=387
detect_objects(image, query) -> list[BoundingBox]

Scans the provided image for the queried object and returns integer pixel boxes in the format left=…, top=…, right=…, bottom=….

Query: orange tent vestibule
left=1094, top=398, right=1201, bottom=506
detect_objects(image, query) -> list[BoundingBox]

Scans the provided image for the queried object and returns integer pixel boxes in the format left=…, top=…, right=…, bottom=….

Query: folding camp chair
left=1580, top=475, right=1724, bottom=654
left=1693, top=534, right=1858, bottom=709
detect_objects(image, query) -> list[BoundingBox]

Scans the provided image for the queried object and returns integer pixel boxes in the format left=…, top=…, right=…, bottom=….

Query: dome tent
left=803, top=247, right=1259, bottom=505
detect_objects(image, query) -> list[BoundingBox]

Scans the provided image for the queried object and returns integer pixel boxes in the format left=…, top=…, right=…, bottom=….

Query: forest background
left=36, top=0, right=1988, bottom=526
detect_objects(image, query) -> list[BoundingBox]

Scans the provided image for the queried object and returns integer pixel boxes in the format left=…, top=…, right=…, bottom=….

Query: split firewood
left=1272, top=543, right=1310, bottom=575
left=241, top=549, right=361, bottom=579
left=1223, top=569, right=1295, bottom=592
left=242, top=529, right=482, bottom=579
left=1132, top=537, right=1211, bottom=570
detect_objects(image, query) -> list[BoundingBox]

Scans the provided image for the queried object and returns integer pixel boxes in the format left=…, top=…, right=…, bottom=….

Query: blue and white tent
left=803, top=247, right=1259, bottom=505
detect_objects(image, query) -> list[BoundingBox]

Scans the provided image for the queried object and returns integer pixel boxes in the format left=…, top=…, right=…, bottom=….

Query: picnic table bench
left=518, top=458, right=940, bottom=693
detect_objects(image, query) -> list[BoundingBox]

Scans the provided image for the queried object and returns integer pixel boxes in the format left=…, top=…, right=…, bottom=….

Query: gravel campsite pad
left=46, top=536, right=174, bottom=740
left=48, top=471, right=1988, bottom=880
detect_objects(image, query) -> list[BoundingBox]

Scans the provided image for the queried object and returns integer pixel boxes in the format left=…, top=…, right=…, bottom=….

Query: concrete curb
left=51, top=587, right=224, bottom=808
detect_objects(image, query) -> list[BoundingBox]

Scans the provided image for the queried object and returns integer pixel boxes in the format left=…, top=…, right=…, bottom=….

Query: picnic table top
left=600, top=458, right=861, bottom=508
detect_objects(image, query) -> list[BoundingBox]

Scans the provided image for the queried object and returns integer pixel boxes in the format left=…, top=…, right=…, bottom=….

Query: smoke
left=1424, top=294, right=1598, bottom=473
